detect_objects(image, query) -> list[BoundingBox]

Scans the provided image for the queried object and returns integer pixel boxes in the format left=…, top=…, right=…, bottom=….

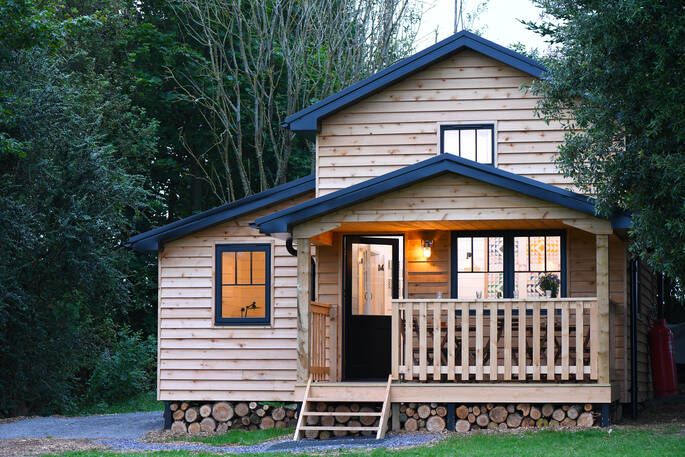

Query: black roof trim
left=282, top=31, right=547, bottom=133
left=125, top=175, right=315, bottom=252
left=254, top=154, right=619, bottom=235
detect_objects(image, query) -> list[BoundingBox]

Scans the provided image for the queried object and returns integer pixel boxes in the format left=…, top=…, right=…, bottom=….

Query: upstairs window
left=215, top=244, right=271, bottom=325
left=440, top=124, right=494, bottom=164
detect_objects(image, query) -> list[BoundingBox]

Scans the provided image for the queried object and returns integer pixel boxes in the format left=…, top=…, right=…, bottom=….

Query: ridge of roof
left=283, top=30, right=547, bottom=133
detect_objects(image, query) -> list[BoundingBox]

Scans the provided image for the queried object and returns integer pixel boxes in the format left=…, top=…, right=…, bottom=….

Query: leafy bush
left=85, top=330, right=156, bottom=406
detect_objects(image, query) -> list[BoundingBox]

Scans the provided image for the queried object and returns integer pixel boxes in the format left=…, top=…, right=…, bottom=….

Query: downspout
left=286, top=237, right=316, bottom=302
left=629, top=259, right=640, bottom=419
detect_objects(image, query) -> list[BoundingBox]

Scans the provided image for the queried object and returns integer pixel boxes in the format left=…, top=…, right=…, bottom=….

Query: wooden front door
left=343, top=236, right=400, bottom=380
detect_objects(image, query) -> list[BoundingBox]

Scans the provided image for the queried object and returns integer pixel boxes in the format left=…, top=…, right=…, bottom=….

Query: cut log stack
left=398, top=403, right=449, bottom=432
left=169, top=401, right=297, bottom=435
left=451, top=403, right=595, bottom=432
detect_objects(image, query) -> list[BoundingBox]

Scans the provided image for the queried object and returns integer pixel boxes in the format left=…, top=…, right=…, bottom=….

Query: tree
left=171, top=0, right=421, bottom=202
left=528, top=1, right=685, bottom=282
left=0, top=44, right=156, bottom=416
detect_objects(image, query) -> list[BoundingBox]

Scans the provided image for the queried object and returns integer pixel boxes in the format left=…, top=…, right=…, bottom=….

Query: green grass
left=67, top=391, right=163, bottom=416
left=43, top=426, right=685, bottom=457
left=172, top=427, right=293, bottom=445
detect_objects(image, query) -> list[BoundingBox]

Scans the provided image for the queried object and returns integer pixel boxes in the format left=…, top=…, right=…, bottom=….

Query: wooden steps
left=293, top=375, right=393, bottom=440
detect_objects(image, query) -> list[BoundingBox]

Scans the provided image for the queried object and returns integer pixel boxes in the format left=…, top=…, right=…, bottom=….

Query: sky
left=414, top=0, right=549, bottom=52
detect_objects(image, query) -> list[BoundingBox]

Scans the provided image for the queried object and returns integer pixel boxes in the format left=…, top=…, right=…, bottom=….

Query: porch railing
left=391, top=299, right=599, bottom=383
left=309, top=301, right=333, bottom=381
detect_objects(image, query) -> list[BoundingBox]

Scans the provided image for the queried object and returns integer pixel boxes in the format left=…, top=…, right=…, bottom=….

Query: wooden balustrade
left=310, top=302, right=333, bottom=381
left=391, top=298, right=599, bottom=383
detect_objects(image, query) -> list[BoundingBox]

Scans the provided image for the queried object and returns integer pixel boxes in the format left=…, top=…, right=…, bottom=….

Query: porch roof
left=253, top=154, right=628, bottom=235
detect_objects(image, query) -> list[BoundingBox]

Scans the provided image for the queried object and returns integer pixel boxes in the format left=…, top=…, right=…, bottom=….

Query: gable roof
left=282, top=30, right=547, bottom=133
left=254, top=154, right=624, bottom=235
left=125, top=174, right=315, bottom=252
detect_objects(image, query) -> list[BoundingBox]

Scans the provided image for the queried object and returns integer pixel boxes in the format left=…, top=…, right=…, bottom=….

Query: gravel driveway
left=0, top=411, right=162, bottom=440
left=0, top=411, right=442, bottom=455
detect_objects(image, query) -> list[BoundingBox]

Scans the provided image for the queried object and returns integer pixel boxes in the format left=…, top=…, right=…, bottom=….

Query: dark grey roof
left=254, top=154, right=628, bottom=235
left=125, top=175, right=314, bottom=251
left=282, top=30, right=547, bottom=133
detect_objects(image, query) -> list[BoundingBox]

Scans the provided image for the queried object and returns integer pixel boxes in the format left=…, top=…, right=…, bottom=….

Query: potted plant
left=537, top=273, right=560, bottom=298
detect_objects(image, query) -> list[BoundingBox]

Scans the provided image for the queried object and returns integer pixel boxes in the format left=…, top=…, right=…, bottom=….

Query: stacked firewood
left=302, top=402, right=384, bottom=439
left=169, top=401, right=298, bottom=435
left=451, top=403, right=595, bottom=432
left=398, top=403, right=449, bottom=432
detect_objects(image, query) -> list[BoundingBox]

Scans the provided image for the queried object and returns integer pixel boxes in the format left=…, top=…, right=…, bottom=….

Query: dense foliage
left=529, top=1, right=685, bottom=283
left=0, top=0, right=419, bottom=416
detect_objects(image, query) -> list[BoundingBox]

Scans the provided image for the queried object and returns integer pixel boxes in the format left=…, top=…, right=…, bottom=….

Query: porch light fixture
left=422, top=240, right=433, bottom=258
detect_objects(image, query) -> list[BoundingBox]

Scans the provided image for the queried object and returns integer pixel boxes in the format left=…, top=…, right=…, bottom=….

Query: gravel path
left=0, top=411, right=162, bottom=440
left=0, top=411, right=443, bottom=455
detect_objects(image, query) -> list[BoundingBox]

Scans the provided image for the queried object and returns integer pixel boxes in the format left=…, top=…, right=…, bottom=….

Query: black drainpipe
left=629, top=259, right=640, bottom=419
left=286, top=237, right=316, bottom=301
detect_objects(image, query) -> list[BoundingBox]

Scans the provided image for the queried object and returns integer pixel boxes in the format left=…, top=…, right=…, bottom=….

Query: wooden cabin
left=127, top=31, right=657, bottom=438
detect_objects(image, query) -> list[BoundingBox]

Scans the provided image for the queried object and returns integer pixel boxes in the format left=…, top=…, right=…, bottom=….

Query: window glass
left=459, top=129, right=476, bottom=161
left=454, top=233, right=564, bottom=299
left=476, top=129, right=492, bottom=163
left=443, top=130, right=460, bottom=155
left=440, top=125, right=494, bottom=164
left=513, top=235, right=562, bottom=298
left=456, top=236, right=504, bottom=299
left=216, top=245, right=270, bottom=324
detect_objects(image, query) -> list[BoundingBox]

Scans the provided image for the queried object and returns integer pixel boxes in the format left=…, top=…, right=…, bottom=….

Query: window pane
left=236, top=251, right=251, bottom=284
left=472, top=237, right=487, bottom=272
left=515, top=272, right=560, bottom=298
left=514, top=236, right=529, bottom=271
left=251, top=251, right=266, bottom=284
left=476, top=129, right=493, bottom=163
left=221, top=285, right=266, bottom=319
left=457, top=272, right=503, bottom=299
left=546, top=236, right=561, bottom=271
left=460, top=129, right=476, bottom=161
left=221, top=252, right=236, bottom=285
left=457, top=237, right=472, bottom=272
left=488, top=237, right=504, bottom=271
left=529, top=236, right=546, bottom=271
left=443, top=129, right=459, bottom=155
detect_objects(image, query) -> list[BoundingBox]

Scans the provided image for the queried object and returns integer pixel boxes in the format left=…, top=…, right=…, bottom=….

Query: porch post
left=296, top=237, right=311, bottom=384
left=596, top=234, right=610, bottom=384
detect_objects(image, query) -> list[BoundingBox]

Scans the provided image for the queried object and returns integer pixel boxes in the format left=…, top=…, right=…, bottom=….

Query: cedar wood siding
left=316, top=49, right=571, bottom=196
left=157, top=193, right=312, bottom=401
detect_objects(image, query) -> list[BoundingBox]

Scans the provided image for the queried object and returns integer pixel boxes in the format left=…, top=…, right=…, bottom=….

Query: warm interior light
left=422, top=240, right=433, bottom=258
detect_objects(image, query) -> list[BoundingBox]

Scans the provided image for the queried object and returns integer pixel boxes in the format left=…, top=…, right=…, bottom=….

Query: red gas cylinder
left=649, top=319, right=678, bottom=397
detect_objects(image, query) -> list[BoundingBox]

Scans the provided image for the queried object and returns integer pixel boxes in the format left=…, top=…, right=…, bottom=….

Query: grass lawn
left=43, top=425, right=685, bottom=457
left=68, top=391, right=163, bottom=416
left=170, top=427, right=293, bottom=446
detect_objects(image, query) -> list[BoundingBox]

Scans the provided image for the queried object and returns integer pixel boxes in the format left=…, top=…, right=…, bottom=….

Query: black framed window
left=451, top=231, right=566, bottom=299
left=215, top=244, right=271, bottom=325
left=440, top=124, right=494, bottom=164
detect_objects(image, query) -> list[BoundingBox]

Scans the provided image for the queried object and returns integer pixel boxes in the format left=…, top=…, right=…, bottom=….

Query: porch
left=297, top=229, right=613, bottom=404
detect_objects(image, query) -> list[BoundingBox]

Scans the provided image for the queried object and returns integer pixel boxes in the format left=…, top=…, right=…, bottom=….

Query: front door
left=343, top=236, right=400, bottom=380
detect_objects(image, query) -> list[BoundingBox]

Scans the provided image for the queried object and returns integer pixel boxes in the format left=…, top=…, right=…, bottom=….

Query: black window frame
left=440, top=124, right=495, bottom=164
left=450, top=230, right=566, bottom=299
left=215, top=243, right=271, bottom=326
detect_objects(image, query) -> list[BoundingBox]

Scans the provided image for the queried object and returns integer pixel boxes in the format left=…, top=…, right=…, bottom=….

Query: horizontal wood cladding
left=317, top=50, right=571, bottom=196
left=298, top=174, right=603, bottom=232
left=157, top=193, right=312, bottom=402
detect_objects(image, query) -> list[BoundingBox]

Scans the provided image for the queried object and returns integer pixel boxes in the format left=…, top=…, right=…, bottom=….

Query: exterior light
left=423, top=240, right=433, bottom=258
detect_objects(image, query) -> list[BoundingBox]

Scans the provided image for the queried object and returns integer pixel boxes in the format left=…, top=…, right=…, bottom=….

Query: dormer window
left=440, top=124, right=494, bottom=164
